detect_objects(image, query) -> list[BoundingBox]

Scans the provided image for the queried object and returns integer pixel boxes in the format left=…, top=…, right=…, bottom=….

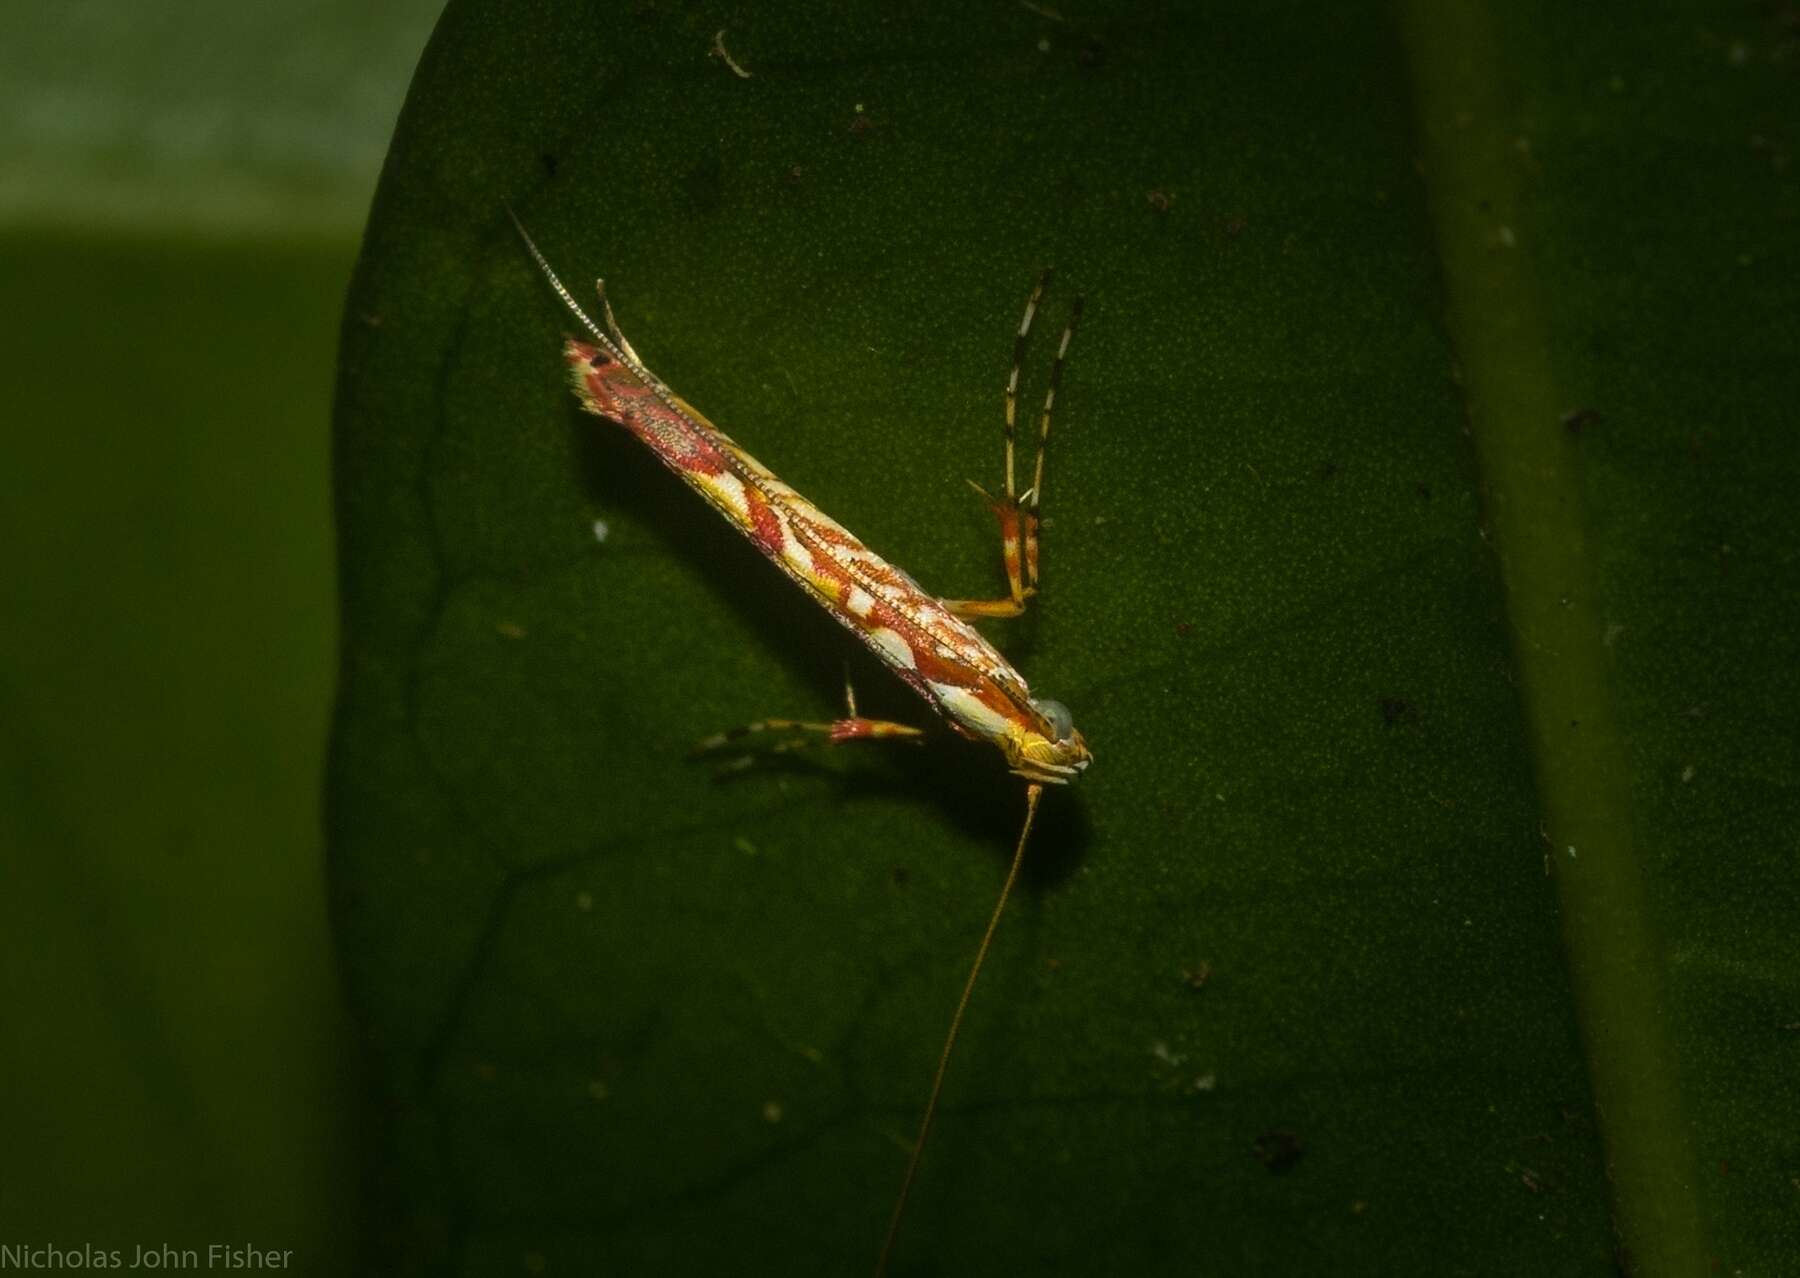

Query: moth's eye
left=1032, top=698, right=1074, bottom=741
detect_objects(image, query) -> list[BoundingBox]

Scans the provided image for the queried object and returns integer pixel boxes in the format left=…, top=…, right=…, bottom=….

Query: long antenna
left=875, top=782, right=1045, bottom=1277
left=503, top=203, right=621, bottom=357
left=505, top=204, right=713, bottom=435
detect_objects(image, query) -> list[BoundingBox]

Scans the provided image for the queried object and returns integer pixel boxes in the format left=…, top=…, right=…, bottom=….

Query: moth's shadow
left=569, top=410, right=1091, bottom=894
left=885, top=729, right=1091, bottom=894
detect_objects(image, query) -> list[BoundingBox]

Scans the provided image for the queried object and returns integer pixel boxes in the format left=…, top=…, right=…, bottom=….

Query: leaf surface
left=331, top=2, right=1799, bottom=1272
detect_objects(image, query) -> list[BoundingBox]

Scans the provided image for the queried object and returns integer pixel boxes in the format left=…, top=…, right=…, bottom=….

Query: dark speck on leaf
left=1380, top=697, right=1419, bottom=727
left=541, top=152, right=559, bottom=179
left=1415, top=481, right=1433, bottom=500
left=1562, top=406, right=1602, bottom=436
left=1080, top=36, right=1107, bottom=68
left=1254, top=1129, right=1304, bottom=1173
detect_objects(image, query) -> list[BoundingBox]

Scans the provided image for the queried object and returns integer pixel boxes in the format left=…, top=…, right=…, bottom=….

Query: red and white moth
left=511, top=210, right=1090, bottom=1274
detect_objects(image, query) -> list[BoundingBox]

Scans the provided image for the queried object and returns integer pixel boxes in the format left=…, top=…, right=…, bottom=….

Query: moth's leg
left=942, top=272, right=1082, bottom=619
left=691, top=671, right=923, bottom=769
left=592, top=279, right=644, bottom=365
left=692, top=717, right=926, bottom=772
left=1021, top=292, right=1082, bottom=593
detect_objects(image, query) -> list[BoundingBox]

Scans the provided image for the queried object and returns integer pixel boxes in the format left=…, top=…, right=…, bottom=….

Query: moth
left=512, top=210, right=1089, bottom=1272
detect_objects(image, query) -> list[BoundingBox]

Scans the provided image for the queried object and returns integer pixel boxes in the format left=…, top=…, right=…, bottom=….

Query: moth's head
left=1003, top=697, right=1091, bottom=785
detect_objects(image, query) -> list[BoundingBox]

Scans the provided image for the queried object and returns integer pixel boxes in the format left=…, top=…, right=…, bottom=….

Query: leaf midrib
left=1399, top=2, right=1708, bottom=1272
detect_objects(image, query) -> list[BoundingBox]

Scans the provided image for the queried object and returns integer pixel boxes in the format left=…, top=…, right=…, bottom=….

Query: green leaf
left=331, top=1, right=1799, bottom=1273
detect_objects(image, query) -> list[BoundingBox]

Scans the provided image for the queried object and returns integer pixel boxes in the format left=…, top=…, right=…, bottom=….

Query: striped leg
left=942, top=272, right=1082, bottom=619
left=691, top=671, right=923, bottom=771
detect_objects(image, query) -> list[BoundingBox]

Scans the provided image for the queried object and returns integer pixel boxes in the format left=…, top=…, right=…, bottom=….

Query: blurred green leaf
left=0, top=0, right=444, bottom=231
left=1, top=233, right=356, bottom=1270
left=331, top=1, right=1798, bottom=1274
